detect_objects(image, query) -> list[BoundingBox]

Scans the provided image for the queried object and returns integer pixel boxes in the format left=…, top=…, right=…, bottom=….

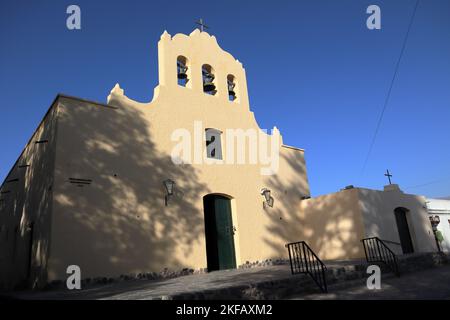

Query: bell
left=228, top=81, right=236, bottom=98
left=178, top=70, right=187, bottom=80
left=177, top=62, right=188, bottom=79
left=203, top=71, right=215, bottom=92
left=203, top=82, right=216, bottom=92
left=228, top=83, right=235, bottom=96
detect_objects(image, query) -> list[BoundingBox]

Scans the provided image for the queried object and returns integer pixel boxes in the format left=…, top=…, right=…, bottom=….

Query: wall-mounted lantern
left=429, top=215, right=440, bottom=230
left=261, top=188, right=274, bottom=209
left=429, top=215, right=441, bottom=252
left=163, top=179, right=175, bottom=206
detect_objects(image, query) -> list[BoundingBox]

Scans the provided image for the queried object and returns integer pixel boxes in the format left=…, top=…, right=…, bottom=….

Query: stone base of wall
left=44, top=267, right=208, bottom=291
left=238, top=258, right=289, bottom=269
left=42, top=258, right=289, bottom=291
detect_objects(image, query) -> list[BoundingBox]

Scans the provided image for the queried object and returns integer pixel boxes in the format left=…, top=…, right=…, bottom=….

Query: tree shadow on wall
left=263, top=152, right=365, bottom=261
left=0, top=102, right=58, bottom=290
left=51, top=97, right=209, bottom=279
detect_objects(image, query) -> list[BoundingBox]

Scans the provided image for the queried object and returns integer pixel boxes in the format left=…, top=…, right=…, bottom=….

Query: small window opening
left=205, top=128, right=222, bottom=159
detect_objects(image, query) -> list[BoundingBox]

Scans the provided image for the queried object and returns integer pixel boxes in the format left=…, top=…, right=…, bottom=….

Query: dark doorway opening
left=203, top=194, right=236, bottom=271
left=394, top=208, right=414, bottom=254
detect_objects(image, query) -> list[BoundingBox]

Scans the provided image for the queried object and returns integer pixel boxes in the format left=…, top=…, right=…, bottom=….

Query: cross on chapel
left=384, top=169, right=393, bottom=185
left=195, top=18, right=209, bottom=32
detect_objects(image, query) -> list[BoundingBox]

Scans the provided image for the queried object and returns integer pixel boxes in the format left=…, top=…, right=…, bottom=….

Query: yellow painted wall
left=358, top=185, right=437, bottom=254
left=0, top=100, right=58, bottom=289
left=290, top=185, right=437, bottom=261
left=46, top=30, right=310, bottom=281
left=296, top=189, right=367, bottom=260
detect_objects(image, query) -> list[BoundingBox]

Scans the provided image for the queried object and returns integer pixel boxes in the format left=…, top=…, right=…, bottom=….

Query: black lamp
left=163, top=179, right=175, bottom=206
left=429, top=215, right=440, bottom=230
left=429, top=215, right=441, bottom=252
left=261, top=188, right=274, bottom=208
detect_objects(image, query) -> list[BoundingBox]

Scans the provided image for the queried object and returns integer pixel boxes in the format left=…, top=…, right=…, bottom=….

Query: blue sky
left=1, top=0, right=449, bottom=198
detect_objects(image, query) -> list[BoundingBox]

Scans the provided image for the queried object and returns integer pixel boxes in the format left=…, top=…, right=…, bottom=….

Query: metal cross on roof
left=195, top=18, right=209, bottom=32
left=384, top=169, right=393, bottom=185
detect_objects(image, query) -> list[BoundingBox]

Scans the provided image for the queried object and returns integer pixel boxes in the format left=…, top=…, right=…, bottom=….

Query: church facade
left=0, top=29, right=437, bottom=290
left=0, top=30, right=311, bottom=289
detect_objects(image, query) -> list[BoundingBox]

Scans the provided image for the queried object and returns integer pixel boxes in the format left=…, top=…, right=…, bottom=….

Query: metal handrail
left=361, top=237, right=400, bottom=277
left=285, top=241, right=328, bottom=293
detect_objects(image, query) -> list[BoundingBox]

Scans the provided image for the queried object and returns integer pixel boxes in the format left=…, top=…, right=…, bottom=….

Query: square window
left=205, top=129, right=222, bottom=160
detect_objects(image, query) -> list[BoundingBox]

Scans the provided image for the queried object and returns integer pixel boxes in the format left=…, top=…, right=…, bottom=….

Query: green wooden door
left=214, top=197, right=236, bottom=270
left=203, top=195, right=236, bottom=271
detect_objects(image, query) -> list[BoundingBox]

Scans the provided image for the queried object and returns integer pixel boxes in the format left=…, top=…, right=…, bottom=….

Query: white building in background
left=427, top=198, right=450, bottom=252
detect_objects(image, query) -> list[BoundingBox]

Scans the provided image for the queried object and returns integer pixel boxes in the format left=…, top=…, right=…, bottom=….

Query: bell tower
left=157, top=29, right=251, bottom=109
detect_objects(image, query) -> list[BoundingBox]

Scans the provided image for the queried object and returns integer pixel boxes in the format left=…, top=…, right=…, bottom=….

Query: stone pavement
left=6, top=260, right=367, bottom=300
left=291, top=264, right=450, bottom=300
left=9, top=265, right=294, bottom=300
left=4, top=252, right=449, bottom=300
